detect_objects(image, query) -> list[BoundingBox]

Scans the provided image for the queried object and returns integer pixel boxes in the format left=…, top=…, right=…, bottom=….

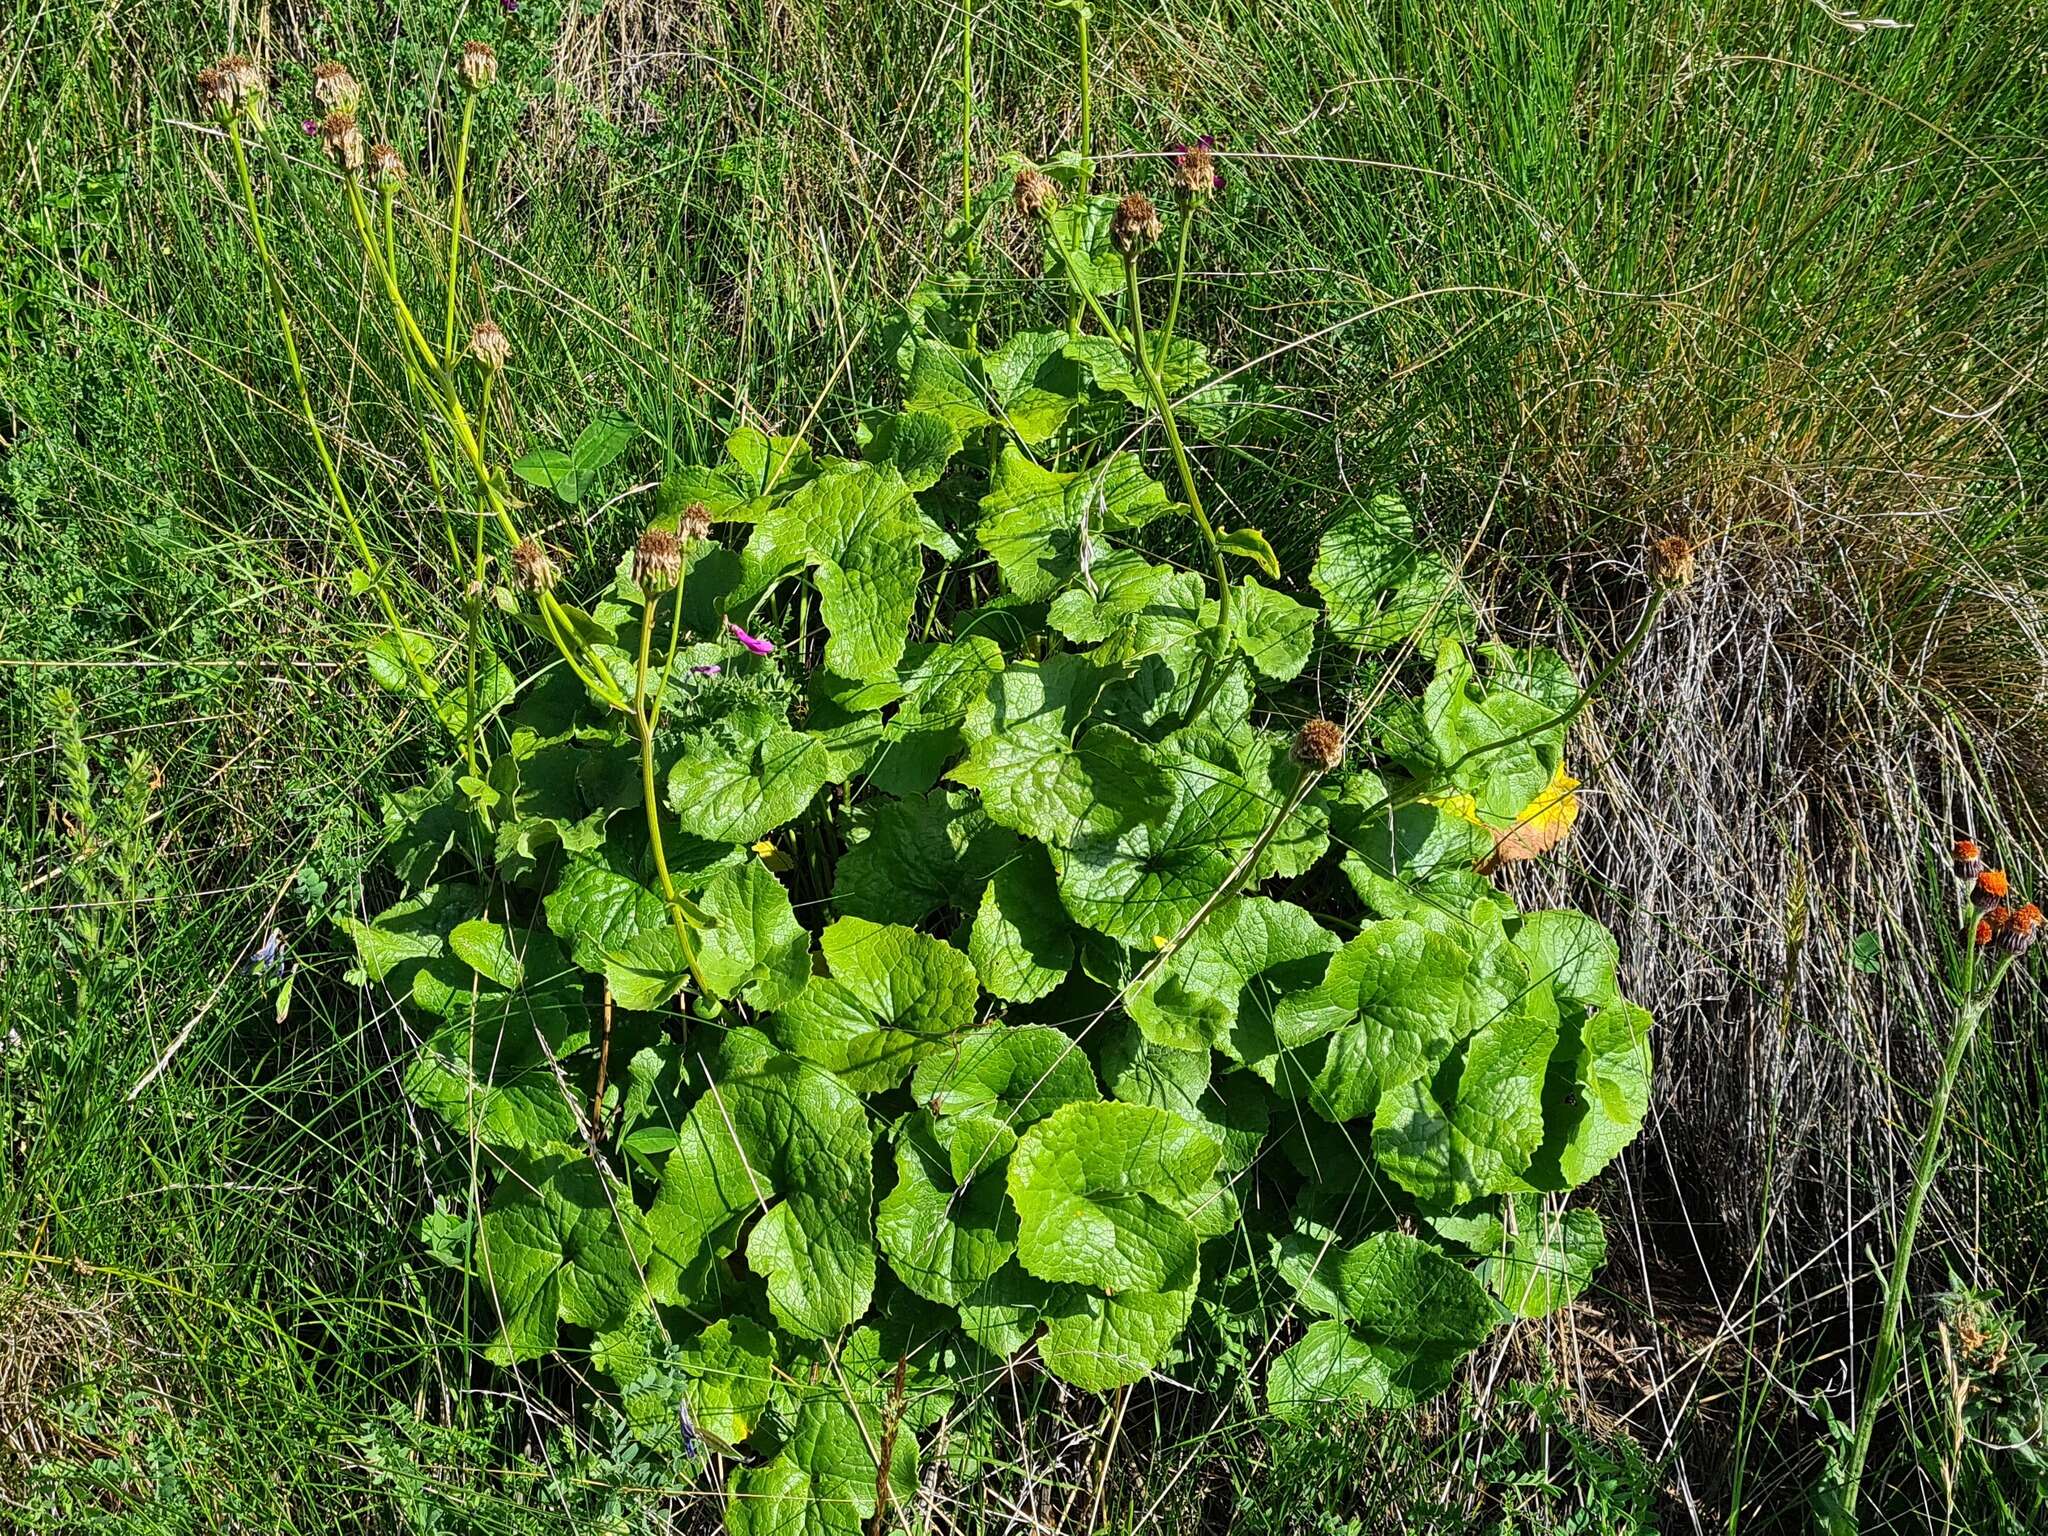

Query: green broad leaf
left=724, top=427, right=817, bottom=500
left=342, top=882, right=481, bottom=989
left=912, top=1024, right=1100, bottom=1178
left=1037, top=1276, right=1198, bottom=1391
left=1007, top=1101, right=1220, bottom=1294
left=1482, top=1202, right=1605, bottom=1319
left=647, top=1033, right=875, bottom=1338
left=1311, top=493, right=1473, bottom=650
left=968, top=848, right=1075, bottom=1003
left=1414, top=640, right=1574, bottom=823
left=877, top=1114, right=1015, bottom=1306
left=1045, top=550, right=1176, bottom=646
left=603, top=924, right=693, bottom=1011
left=833, top=789, right=1013, bottom=925
left=983, top=329, right=1083, bottom=444
left=364, top=628, right=439, bottom=694
left=1128, top=897, right=1338, bottom=1054
left=1514, top=909, right=1622, bottom=1007
left=1372, top=981, right=1561, bottom=1206
left=862, top=410, right=963, bottom=492
left=544, top=848, right=670, bottom=975
left=977, top=448, right=1176, bottom=601
left=665, top=712, right=832, bottom=843
left=696, top=861, right=810, bottom=1010
left=1045, top=193, right=1136, bottom=298
left=448, top=919, right=526, bottom=989
left=1266, top=1232, right=1497, bottom=1418
left=956, top=1261, right=1051, bottom=1361
left=1271, top=918, right=1472, bottom=1124
left=674, top=1316, right=779, bottom=1450
left=1332, top=770, right=1495, bottom=902
left=433, top=647, right=517, bottom=739
left=1063, top=333, right=1213, bottom=411
left=864, top=636, right=1004, bottom=795
left=1236, top=579, right=1316, bottom=682
left=771, top=919, right=980, bottom=1092
left=726, top=1390, right=917, bottom=1536
left=509, top=416, right=634, bottom=507
left=901, top=332, right=995, bottom=433
left=380, top=769, right=469, bottom=888
left=403, top=1005, right=585, bottom=1152
left=1529, top=996, right=1654, bottom=1191
left=757, top=463, right=928, bottom=681
left=1218, top=527, right=1282, bottom=579
left=476, top=1154, right=650, bottom=1364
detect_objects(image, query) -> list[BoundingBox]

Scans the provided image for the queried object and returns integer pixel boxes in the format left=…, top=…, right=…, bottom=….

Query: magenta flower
left=727, top=620, right=776, bottom=656
left=691, top=664, right=722, bottom=676
left=302, top=119, right=321, bottom=135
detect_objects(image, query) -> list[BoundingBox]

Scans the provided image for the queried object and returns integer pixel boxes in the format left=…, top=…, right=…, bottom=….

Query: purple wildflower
left=727, top=620, right=776, bottom=656
left=302, top=119, right=321, bottom=135
left=691, top=664, right=722, bottom=676
left=501, top=0, right=518, bottom=10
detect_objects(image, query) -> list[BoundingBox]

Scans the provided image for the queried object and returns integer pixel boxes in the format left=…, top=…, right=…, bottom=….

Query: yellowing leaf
left=1425, top=762, right=1580, bottom=871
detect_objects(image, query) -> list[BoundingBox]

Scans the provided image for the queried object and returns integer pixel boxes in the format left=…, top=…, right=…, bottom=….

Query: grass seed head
left=634, top=528, right=683, bottom=593
left=319, top=110, right=364, bottom=174
left=1111, top=193, right=1162, bottom=255
left=510, top=538, right=557, bottom=593
left=468, top=320, right=511, bottom=371
left=311, top=60, right=360, bottom=113
left=1292, top=718, right=1345, bottom=773
left=459, top=40, right=499, bottom=94
left=674, top=502, right=713, bottom=544
left=1013, top=168, right=1057, bottom=219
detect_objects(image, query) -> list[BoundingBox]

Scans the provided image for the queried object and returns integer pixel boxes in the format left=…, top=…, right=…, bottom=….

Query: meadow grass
left=4, top=0, right=2045, bottom=1529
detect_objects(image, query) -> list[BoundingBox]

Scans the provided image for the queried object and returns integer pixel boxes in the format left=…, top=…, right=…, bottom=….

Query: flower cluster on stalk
left=1958, top=840, right=2040, bottom=958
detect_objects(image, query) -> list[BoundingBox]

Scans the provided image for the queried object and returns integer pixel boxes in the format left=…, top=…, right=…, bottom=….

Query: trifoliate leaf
left=1236, top=578, right=1316, bottom=681
left=696, top=861, right=810, bottom=1010
left=967, top=847, right=1075, bottom=1003
left=477, top=1154, right=650, bottom=1364
left=1007, top=1102, right=1220, bottom=1294
left=666, top=712, right=832, bottom=844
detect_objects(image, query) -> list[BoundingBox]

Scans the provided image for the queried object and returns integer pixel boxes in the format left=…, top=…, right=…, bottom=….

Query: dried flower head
left=196, top=66, right=238, bottom=123
left=1292, top=718, right=1345, bottom=774
left=1013, top=168, right=1058, bottom=219
left=634, top=528, right=683, bottom=593
left=312, top=60, right=362, bottom=112
left=468, top=320, right=511, bottom=371
left=1954, top=838, right=1985, bottom=880
left=2001, top=903, right=2042, bottom=956
left=319, top=110, right=365, bottom=174
left=1169, top=135, right=1225, bottom=203
left=458, top=40, right=499, bottom=94
left=221, top=54, right=267, bottom=122
left=1648, top=534, right=1696, bottom=588
left=509, top=537, right=557, bottom=593
left=1974, top=869, right=2011, bottom=911
left=371, top=142, right=405, bottom=184
left=1111, top=193, right=1163, bottom=255
left=673, top=502, right=713, bottom=544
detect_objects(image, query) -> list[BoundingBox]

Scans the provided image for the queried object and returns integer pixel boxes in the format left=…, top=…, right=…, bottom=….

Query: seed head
left=468, top=320, right=511, bottom=371
left=222, top=54, right=267, bottom=122
left=634, top=529, right=684, bottom=594
left=1973, top=868, right=2010, bottom=911
left=509, top=537, right=557, bottom=593
left=1292, top=718, right=1345, bottom=774
left=673, top=501, right=713, bottom=544
left=1168, top=135, right=1224, bottom=204
left=1954, top=838, right=1985, bottom=880
left=1013, top=168, right=1058, bottom=219
left=1648, top=534, right=1696, bottom=589
left=372, top=142, right=405, bottom=184
left=458, top=40, right=499, bottom=94
left=1111, top=193, right=1163, bottom=255
left=2001, top=903, right=2041, bottom=957
left=196, top=66, right=238, bottom=123
left=319, top=110, right=365, bottom=174
left=312, top=60, right=362, bottom=112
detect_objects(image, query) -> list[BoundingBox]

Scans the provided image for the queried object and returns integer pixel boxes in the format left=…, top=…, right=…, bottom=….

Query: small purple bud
left=302, top=119, right=320, bottom=135
left=691, top=664, right=721, bottom=676
left=727, top=620, right=776, bottom=657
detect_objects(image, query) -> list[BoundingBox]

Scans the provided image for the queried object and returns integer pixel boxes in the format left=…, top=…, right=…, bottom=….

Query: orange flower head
left=2001, top=903, right=2042, bottom=957
left=1975, top=919, right=1994, bottom=948
left=1954, top=838, right=1985, bottom=880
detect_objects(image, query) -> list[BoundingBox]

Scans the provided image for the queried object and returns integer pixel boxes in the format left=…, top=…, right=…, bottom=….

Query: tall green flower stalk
left=1829, top=848, right=2041, bottom=1528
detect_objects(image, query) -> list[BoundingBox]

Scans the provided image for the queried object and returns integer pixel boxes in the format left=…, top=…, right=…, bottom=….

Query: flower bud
left=2000, top=903, right=2041, bottom=957
left=1954, top=838, right=1985, bottom=881
left=1013, top=168, right=1058, bottom=219
left=312, top=60, right=362, bottom=113
left=372, top=142, right=405, bottom=184
left=1973, top=869, right=2011, bottom=912
left=510, top=537, right=557, bottom=593
left=319, top=110, right=365, bottom=174
left=196, top=66, right=237, bottom=124
left=458, top=40, right=499, bottom=94
left=468, top=320, right=511, bottom=371
left=634, top=529, right=683, bottom=594
left=673, top=501, right=713, bottom=544
left=1291, top=718, right=1345, bottom=773
left=1111, top=193, right=1162, bottom=255
left=1648, top=534, right=1696, bottom=589
left=1169, top=136, right=1224, bottom=204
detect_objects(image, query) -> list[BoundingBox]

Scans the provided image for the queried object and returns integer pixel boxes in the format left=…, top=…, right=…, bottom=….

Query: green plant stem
left=444, top=94, right=475, bottom=366
left=1117, top=254, right=1231, bottom=722
left=1837, top=934, right=2007, bottom=1523
left=223, top=122, right=441, bottom=714
left=1159, top=204, right=1194, bottom=360
left=634, top=594, right=706, bottom=993
left=1076, top=8, right=1092, bottom=185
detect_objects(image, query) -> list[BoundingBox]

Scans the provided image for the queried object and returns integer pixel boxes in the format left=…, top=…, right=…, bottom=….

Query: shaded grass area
left=3, top=0, right=2045, bottom=1529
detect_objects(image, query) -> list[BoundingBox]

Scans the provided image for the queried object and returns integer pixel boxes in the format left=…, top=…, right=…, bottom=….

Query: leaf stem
left=444, top=94, right=476, bottom=367
left=635, top=593, right=706, bottom=993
